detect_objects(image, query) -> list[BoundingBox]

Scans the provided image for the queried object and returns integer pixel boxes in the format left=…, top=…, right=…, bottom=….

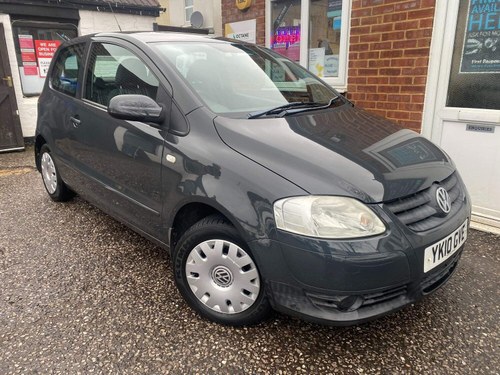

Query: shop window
left=50, top=44, right=85, bottom=97
left=268, top=0, right=350, bottom=89
left=446, top=0, right=500, bottom=110
left=185, top=0, right=194, bottom=23
left=11, top=20, right=78, bottom=96
left=84, top=43, right=159, bottom=107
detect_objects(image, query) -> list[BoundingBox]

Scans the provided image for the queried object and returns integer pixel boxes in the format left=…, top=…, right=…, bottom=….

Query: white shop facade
left=0, top=0, right=162, bottom=151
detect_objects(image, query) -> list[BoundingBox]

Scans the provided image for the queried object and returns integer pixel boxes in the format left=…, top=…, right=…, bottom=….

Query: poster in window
left=21, top=51, right=36, bottom=62
left=23, top=65, right=38, bottom=76
left=309, top=48, right=325, bottom=77
left=35, top=40, right=61, bottom=78
left=460, top=0, right=500, bottom=73
left=18, top=34, right=34, bottom=49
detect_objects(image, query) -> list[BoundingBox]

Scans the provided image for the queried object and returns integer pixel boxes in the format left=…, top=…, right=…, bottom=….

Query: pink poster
left=21, top=51, right=36, bottom=62
left=23, top=66, right=38, bottom=76
left=18, top=34, right=34, bottom=49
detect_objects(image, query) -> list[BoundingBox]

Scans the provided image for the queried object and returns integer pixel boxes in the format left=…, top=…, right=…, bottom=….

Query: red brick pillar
left=221, top=0, right=266, bottom=46
left=347, top=0, right=436, bottom=132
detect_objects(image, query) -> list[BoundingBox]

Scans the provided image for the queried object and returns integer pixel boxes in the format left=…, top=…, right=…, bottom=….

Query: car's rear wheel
left=39, top=144, right=74, bottom=202
left=173, top=215, right=272, bottom=326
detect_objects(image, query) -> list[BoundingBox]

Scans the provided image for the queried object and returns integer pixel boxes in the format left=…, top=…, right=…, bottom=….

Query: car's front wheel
left=173, top=215, right=272, bottom=326
left=39, top=144, right=74, bottom=202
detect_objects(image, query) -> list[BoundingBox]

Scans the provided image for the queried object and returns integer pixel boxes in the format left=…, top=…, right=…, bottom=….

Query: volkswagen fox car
left=35, top=32, right=471, bottom=326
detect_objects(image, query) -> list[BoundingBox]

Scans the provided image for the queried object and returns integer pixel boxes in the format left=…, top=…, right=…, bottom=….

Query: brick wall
left=347, top=0, right=436, bottom=132
left=221, top=0, right=266, bottom=45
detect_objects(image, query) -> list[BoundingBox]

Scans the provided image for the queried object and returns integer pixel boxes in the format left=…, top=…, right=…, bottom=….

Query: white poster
left=324, top=55, right=339, bottom=77
left=308, top=48, right=326, bottom=77
left=225, top=19, right=257, bottom=44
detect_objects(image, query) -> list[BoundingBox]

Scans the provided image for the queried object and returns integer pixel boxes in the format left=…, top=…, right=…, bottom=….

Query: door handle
left=70, top=116, right=81, bottom=128
left=2, top=76, right=13, bottom=88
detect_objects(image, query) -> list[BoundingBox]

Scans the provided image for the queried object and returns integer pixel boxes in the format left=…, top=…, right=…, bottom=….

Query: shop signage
left=35, top=40, right=61, bottom=78
left=18, top=35, right=38, bottom=76
left=225, top=19, right=256, bottom=43
left=271, top=26, right=301, bottom=46
left=460, top=0, right=500, bottom=73
left=271, top=26, right=300, bottom=62
left=236, top=0, right=252, bottom=11
left=466, top=124, right=495, bottom=133
left=328, top=0, right=342, bottom=12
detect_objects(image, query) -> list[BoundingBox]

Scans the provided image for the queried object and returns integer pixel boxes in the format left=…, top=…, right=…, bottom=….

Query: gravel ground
left=1, top=148, right=499, bottom=374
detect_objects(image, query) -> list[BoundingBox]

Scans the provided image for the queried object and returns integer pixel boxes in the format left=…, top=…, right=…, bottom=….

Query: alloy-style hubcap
left=41, top=152, right=57, bottom=194
left=185, top=239, right=260, bottom=314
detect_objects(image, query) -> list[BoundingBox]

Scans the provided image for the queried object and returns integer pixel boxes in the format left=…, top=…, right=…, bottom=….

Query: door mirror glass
left=108, top=94, right=164, bottom=123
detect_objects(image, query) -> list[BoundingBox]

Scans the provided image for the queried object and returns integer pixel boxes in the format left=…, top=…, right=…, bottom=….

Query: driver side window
left=84, top=43, right=159, bottom=107
left=51, top=44, right=85, bottom=97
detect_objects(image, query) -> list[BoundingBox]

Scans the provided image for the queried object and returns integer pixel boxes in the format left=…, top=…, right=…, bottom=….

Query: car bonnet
left=213, top=104, right=455, bottom=203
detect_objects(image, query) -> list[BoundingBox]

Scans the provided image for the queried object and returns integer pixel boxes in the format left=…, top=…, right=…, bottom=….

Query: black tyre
left=39, top=144, right=74, bottom=202
left=173, top=215, right=272, bottom=326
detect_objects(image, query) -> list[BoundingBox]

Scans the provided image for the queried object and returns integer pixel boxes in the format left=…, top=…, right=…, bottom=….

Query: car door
left=39, top=42, right=92, bottom=187
left=72, top=40, right=171, bottom=239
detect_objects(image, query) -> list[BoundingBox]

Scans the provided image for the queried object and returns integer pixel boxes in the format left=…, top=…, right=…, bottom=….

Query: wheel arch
left=168, top=199, right=251, bottom=253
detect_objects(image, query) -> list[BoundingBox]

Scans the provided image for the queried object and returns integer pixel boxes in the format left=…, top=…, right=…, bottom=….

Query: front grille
left=361, top=285, right=407, bottom=308
left=384, top=172, right=464, bottom=232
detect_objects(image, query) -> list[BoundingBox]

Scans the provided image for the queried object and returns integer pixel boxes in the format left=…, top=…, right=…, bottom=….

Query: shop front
left=0, top=0, right=162, bottom=151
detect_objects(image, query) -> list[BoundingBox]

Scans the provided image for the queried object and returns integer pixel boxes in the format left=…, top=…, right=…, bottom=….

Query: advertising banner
left=35, top=40, right=61, bottom=78
left=460, top=0, right=500, bottom=73
left=225, top=19, right=257, bottom=43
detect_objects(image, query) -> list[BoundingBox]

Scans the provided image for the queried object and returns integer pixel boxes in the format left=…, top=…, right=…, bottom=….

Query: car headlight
left=273, top=196, right=386, bottom=239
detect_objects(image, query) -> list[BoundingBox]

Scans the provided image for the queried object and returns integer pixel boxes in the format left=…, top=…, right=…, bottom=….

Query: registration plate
left=423, top=219, right=468, bottom=273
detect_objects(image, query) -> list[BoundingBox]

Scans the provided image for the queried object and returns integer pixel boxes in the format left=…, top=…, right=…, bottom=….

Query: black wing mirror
left=108, top=94, right=164, bottom=124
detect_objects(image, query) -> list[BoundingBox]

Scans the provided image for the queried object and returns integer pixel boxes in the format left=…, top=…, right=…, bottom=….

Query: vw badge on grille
left=436, top=187, right=451, bottom=214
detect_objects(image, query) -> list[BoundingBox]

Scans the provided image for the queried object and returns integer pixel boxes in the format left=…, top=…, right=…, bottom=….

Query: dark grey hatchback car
left=35, top=32, right=471, bottom=326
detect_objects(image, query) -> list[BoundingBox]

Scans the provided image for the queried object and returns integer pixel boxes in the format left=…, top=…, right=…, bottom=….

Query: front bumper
left=248, top=195, right=471, bottom=326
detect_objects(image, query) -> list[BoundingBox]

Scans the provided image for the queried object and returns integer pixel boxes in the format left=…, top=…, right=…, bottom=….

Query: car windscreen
left=150, top=41, right=339, bottom=117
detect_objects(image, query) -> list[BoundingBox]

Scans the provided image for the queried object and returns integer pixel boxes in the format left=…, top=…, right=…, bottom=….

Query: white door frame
left=422, top=0, right=500, bottom=233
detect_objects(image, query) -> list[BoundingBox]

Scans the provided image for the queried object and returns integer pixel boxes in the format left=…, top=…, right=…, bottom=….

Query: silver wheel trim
left=185, top=239, right=260, bottom=314
left=41, top=152, right=58, bottom=194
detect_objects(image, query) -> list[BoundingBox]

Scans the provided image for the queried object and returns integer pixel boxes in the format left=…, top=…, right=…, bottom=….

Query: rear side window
left=84, top=43, right=159, bottom=107
left=50, top=44, right=85, bottom=97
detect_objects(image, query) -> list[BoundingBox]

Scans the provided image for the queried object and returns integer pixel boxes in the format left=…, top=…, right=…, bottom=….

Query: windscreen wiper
left=247, top=96, right=341, bottom=119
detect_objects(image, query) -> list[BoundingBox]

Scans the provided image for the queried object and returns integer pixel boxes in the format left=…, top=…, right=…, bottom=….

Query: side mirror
left=108, top=94, right=164, bottom=124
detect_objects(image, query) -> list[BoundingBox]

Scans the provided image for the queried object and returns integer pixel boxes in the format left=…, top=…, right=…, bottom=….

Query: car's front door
left=74, top=40, right=171, bottom=239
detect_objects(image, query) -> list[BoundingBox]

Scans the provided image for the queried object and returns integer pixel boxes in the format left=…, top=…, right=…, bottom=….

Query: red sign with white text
left=34, top=40, right=61, bottom=78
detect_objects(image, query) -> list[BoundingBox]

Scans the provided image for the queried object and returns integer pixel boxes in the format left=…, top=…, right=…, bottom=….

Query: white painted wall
left=0, top=11, right=155, bottom=138
left=168, top=0, right=222, bottom=36
left=78, top=10, right=155, bottom=35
